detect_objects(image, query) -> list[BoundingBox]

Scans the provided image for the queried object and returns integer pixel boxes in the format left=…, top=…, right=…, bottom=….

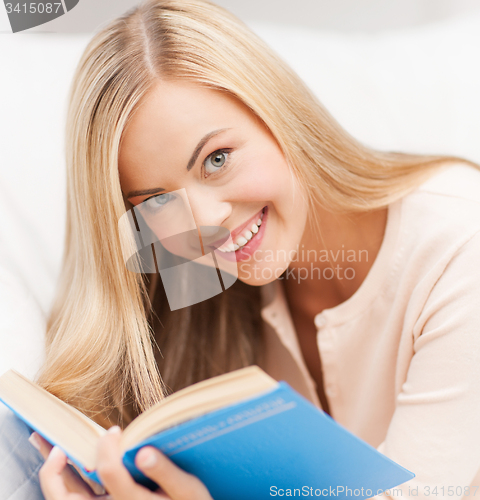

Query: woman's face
left=118, top=80, right=309, bottom=286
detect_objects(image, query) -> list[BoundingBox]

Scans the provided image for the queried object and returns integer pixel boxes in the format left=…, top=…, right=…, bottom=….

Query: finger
left=96, top=426, right=151, bottom=499
left=28, top=432, right=53, bottom=460
left=69, top=461, right=108, bottom=496
left=135, top=447, right=213, bottom=500
left=38, top=446, right=70, bottom=498
left=31, top=433, right=98, bottom=496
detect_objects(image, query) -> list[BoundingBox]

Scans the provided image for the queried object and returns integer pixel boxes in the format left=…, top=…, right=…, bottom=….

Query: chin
left=236, top=262, right=287, bottom=287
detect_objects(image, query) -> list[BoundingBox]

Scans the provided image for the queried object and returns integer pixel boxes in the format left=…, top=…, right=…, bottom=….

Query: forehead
left=119, top=81, right=257, bottom=188
left=119, top=81, right=253, bottom=167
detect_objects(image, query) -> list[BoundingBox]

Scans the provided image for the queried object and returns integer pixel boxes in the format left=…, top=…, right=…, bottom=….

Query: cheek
left=230, top=151, right=292, bottom=203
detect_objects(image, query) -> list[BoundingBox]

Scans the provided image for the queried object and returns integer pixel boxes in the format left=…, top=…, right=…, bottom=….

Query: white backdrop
left=1, top=0, right=480, bottom=33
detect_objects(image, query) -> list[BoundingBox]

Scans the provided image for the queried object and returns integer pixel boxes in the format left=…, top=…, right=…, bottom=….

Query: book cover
left=77, top=382, right=414, bottom=499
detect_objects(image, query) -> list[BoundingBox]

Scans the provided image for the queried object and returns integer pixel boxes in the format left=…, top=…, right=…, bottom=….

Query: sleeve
left=0, top=408, right=45, bottom=500
left=371, top=230, right=480, bottom=500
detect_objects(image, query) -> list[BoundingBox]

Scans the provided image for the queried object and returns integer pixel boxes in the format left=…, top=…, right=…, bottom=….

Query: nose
left=185, top=187, right=231, bottom=230
left=185, top=188, right=232, bottom=251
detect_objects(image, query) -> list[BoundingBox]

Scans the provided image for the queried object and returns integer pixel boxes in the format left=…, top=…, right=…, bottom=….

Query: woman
left=3, top=0, right=480, bottom=498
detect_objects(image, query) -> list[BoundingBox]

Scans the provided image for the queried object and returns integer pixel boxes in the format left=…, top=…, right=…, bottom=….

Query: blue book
left=0, top=367, right=413, bottom=499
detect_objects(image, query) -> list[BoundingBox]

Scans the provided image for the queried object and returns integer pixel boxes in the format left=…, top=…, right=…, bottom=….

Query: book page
left=0, top=370, right=105, bottom=470
left=122, top=366, right=277, bottom=450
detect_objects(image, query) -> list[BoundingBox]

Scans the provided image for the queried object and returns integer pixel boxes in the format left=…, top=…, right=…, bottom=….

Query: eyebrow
left=126, top=128, right=230, bottom=199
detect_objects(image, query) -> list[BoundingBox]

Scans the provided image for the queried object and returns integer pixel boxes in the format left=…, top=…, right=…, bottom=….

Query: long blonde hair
left=36, top=0, right=477, bottom=427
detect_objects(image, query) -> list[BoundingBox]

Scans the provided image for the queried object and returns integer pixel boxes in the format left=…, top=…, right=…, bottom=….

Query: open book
left=0, top=366, right=414, bottom=499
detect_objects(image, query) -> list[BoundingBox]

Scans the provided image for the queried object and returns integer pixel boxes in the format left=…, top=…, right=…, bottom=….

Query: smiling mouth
left=217, top=207, right=266, bottom=253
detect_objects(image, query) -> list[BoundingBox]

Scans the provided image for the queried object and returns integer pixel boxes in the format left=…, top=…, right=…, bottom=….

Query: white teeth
left=222, top=209, right=265, bottom=252
left=243, top=230, right=253, bottom=241
left=217, top=242, right=235, bottom=253
left=235, top=236, right=248, bottom=247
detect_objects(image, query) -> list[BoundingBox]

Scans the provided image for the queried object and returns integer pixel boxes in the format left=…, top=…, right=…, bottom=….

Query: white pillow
left=0, top=255, right=45, bottom=379
left=1, top=12, right=480, bottom=376
left=0, top=34, right=90, bottom=376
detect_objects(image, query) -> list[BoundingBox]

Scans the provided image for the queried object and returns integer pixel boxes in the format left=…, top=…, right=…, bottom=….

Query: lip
left=206, top=206, right=265, bottom=251
left=213, top=205, right=268, bottom=263
left=234, top=205, right=267, bottom=262
left=229, top=207, right=266, bottom=242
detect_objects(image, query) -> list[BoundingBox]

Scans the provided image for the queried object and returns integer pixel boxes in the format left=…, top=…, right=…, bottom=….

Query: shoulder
left=394, top=162, right=480, bottom=264
left=389, top=163, right=480, bottom=337
left=415, top=161, right=480, bottom=203
left=401, top=162, right=480, bottom=232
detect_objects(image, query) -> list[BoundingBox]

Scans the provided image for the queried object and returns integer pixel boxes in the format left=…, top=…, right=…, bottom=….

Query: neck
left=283, top=203, right=388, bottom=315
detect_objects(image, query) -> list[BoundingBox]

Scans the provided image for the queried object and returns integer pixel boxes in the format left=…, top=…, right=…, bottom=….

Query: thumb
left=135, top=447, right=213, bottom=499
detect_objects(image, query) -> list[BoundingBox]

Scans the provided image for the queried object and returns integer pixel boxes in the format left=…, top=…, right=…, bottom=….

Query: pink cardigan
left=259, top=163, right=480, bottom=499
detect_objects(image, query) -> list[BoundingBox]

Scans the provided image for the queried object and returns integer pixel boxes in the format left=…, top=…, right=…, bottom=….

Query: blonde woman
left=2, top=0, right=480, bottom=498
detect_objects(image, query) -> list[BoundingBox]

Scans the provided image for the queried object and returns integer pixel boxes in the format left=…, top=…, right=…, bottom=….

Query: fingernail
left=137, top=448, right=157, bottom=468
left=49, top=446, right=64, bottom=460
left=28, top=433, right=41, bottom=451
left=107, top=426, right=121, bottom=434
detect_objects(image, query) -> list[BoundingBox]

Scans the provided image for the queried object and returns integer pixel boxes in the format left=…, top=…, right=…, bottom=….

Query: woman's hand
left=30, top=432, right=107, bottom=498
left=32, top=427, right=213, bottom=500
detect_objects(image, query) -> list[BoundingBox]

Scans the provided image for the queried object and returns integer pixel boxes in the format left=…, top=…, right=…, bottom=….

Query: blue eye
left=142, top=193, right=174, bottom=213
left=204, top=150, right=230, bottom=175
